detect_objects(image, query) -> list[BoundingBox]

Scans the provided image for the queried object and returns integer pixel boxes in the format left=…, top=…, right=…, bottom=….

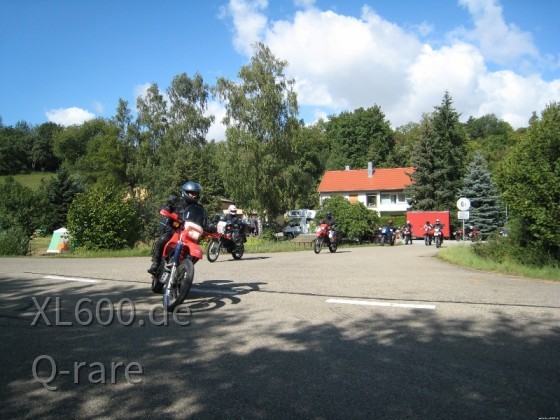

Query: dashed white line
left=43, top=275, right=99, bottom=284
left=326, top=298, right=436, bottom=310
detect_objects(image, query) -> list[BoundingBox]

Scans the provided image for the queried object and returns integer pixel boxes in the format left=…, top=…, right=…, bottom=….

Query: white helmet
left=228, top=204, right=238, bottom=214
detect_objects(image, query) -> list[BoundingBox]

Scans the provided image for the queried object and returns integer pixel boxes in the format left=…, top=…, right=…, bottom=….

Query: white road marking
left=43, top=275, right=99, bottom=284
left=326, top=298, right=436, bottom=310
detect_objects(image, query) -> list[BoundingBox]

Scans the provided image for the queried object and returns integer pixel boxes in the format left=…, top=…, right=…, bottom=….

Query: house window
left=366, top=194, right=377, bottom=207
left=348, top=194, right=358, bottom=203
left=380, top=193, right=407, bottom=205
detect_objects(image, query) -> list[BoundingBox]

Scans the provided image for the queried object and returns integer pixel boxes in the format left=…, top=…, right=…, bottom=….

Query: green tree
left=0, top=124, right=31, bottom=174
left=495, top=102, right=560, bottom=261
left=317, top=195, right=379, bottom=241
left=458, top=152, right=504, bottom=238
left=215, top=42, right=299, bottom=221
left=36, top=168, right=83, bottom=233
left=31, top=122, right=63, bottom=172
left=67, top=184, right=141, bottom=250
left=326, top=106, right=393, bottom=170
left=405, top=92, right=467, bottom=212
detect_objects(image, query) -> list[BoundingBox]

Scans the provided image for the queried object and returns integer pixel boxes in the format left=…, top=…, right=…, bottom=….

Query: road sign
left=458, top=211, right=470, bottom=220
left=457, top=197, right=471, bottom=211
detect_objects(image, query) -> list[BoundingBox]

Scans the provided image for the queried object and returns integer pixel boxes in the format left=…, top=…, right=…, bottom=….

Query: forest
left=0, top=43, right=558, bottom=266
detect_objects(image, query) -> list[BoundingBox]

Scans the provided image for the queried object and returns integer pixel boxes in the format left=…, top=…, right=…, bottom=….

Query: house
left=317, top=162, right=415, bottom=216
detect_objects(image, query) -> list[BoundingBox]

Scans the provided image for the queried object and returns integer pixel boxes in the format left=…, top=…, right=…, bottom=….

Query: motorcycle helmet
left=326, top=211, right=333, bottom=219
left=228, top=204, right=238, bottom=214
left=181, top=181, right=202, bottom=204
left=407, top=220, right=411, bottom=224
left=436, top=218, right=440, bottom=223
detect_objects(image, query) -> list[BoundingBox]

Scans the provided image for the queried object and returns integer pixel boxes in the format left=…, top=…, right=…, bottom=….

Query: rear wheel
left=232, top=239, right=244, bottom=260
left=328, top=241, right=338, bottom=253
left=313, top=237, right=323, bottom=254
left=163, top=259, right=194, bottom=312
left=206, top=238, right=220, bottom=262
left=151, top=262, right=165, bottom=293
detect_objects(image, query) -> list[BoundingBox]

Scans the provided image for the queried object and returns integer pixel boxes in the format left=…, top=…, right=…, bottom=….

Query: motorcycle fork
left=166, top=241, right=183, bottom=289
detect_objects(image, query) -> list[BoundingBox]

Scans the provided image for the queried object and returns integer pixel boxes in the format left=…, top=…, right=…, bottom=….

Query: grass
left=437, top=244, right=560, bottom=282
left=0, top=171, right=56, bottom=190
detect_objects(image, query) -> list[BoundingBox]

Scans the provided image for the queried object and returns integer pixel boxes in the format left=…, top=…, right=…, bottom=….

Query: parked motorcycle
left=465, top=226, right=481, bottom=242
left=150, top=208, right=204, bottom=312
left=206, top=220, right=245, bottom=262
left=454, top=228, right=464, bottom=241
left=433, top=226, right=444, bottom=248
left=313, top=223, right=338, bottom=254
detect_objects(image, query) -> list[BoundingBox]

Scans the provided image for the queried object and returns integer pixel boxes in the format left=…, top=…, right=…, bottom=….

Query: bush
left=0, top=226, right=30, bottom=256
left=67, top=184, right=141, bottom=250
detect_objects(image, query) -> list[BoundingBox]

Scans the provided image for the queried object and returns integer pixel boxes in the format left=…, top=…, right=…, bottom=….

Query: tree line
left=0, top=43, right=558, bottom=264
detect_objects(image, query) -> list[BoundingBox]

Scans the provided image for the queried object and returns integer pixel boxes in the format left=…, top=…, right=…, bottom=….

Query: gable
left=318, top=167, right=415, bottom=192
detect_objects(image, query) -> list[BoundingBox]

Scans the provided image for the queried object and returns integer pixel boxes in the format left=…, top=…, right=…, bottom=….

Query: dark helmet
left=181, top=181, right=202, bottom=204
left=326, top=211, right=333, bottom=218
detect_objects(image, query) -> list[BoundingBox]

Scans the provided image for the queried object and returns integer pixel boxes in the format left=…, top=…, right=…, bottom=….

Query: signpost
left=456, top=198, right=471, bottom=241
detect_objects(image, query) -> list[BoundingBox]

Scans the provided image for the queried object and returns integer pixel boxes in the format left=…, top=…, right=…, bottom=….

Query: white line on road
left=43, top=275, right=99, bottom=284
left=326, top=298, right=436, bottom=310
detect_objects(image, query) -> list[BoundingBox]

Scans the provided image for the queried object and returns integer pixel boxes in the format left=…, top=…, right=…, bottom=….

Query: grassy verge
left=437, top=244, right=560, bottom=282
left=0, top=171, right=56, bottom=190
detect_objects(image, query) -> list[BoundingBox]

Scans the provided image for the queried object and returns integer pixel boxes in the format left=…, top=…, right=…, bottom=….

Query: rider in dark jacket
left=148, top=181, right=207, bottom=275
left=321, top=211, right=336, bottom=228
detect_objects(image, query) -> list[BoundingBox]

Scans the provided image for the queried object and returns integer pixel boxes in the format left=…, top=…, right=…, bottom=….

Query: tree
left=405, top=92, right=467, bottom=212
left=458, top=152, right=504, bottom=238
left=36, top=167, right=83, bottom=233
left=495, top=102, right=560, bottom=261
left=215, top=42, right=299, bottom=221
left=317, top=195, right=378, bottom=241
left=0, top=124, right=31, bottom=174
left=326, top=106, right=393, bottom=170
left=67, top=184, right=141, bottom=250
left=31, top=122, right=63, bottom=172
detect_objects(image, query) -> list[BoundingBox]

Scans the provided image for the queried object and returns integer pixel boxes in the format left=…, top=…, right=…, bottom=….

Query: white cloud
left=222, top=0, right=559, bottom=130
left=206, top=100, right=227, bottom=141
left=45, top=107, right=96, bottom=126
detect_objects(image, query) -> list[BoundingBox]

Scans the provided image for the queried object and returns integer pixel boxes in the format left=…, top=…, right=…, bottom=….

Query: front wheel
left=206, top=238, right=220, bottom=262
left=313, top=237, right=323, bottom=254
left=163, top=259, right=194, bottom=312
left=232, top=239, right=244, bottom=260
left=435, top=236, right=442, bottom=248
left=380, top=236, right=385, bottom=246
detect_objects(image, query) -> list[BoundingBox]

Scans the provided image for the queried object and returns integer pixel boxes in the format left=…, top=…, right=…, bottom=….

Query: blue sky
left=1, top=0, right=559, bottom=139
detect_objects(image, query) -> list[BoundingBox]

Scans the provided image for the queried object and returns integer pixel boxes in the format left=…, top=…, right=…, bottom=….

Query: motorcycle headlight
left=187, top=229, right=201, bottom=241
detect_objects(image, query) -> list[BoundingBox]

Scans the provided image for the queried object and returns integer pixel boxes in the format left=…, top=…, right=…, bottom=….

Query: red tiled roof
left=317, top=167, right=415, bottom=192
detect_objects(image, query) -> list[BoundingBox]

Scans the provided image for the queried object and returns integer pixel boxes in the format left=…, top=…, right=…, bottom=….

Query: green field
left=0, top=171, right=56, bottom=190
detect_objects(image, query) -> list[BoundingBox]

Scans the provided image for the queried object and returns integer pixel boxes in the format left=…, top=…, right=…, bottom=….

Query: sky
left=1, top=0, right=559, bottom=140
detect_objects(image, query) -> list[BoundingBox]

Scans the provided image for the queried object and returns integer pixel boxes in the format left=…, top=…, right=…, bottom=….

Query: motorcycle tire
left=390, top=237, right=395, bottom=246
left=435, top=236, right=442, bottom=248
left=313, top=237, right=323, bottom=254
left=380, top=236, right=385, bottom=246
left=163, top=259, right=194, bottom=312
left=404, top=236, right=409, bottom=245
left=328, top=242, right=338, bottom=253
left=151, top=262, right=167, bottom=293
left=206, top=238, right=220, bottom=262
left=232, top=239, right=244, bottom=260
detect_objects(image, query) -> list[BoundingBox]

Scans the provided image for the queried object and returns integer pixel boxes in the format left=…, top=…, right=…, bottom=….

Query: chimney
left=368, top=161, right=374, bottom=177
left=345, top=165, right=350, bottom=170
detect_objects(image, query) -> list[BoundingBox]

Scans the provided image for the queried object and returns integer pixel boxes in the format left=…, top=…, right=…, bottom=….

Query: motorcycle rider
left=321, top=211, right=336, bottom=229
left=433, top=218, right=444, bottom=244
left=148, top=181, right=207, bottom=275
left=422, top=220, right=433, bottom=245
left=403, top=220, right=413, bottom=244
left=225, top=204, right=240, bottom=224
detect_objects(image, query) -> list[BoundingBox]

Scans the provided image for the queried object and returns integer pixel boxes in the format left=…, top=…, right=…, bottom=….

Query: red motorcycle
left=313, top=223, right=338, bottom=254
left=150, top=208, right=204, bottom=311
left=433, top=226, right=444, bottom=248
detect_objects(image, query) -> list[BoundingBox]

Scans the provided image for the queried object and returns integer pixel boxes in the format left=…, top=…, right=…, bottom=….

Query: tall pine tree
left=405, top=92, right=467, bottom=211
left=458, top=152, right=503, bottom=238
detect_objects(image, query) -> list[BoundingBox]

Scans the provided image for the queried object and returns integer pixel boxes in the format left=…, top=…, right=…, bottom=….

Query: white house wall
left=319, top=192, right=410, bottom=215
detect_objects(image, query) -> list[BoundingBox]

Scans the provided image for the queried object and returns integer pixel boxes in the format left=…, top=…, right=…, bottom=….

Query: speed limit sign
left=457, top=197, right=471, bottom=211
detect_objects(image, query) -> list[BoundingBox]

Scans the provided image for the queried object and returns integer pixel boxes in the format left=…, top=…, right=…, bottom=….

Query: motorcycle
left=206, top=220, right=245, bottom=262
left=422, top=226, right=433, bottom=246
left=454, top=228, right=464, bottom=241
left=150, top=208, right=204, bottom=312
left=379, top=226, right=396, bottom=246
left=465, top=226, right=480, bottom=242
left=433, top=226, right=444, bottom=248
left=402, top=226, right=413, bottom=245
left=313, top=223, right=338, bottom=254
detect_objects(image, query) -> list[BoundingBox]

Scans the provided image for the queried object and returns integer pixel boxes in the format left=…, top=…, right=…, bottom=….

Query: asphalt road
left=1, top=241, right=559, bottom=419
